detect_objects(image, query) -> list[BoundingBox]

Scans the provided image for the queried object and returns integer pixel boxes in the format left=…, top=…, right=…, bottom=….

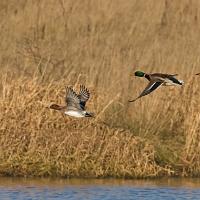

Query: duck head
left=134, top=71, right=145, bottom=77
left=48, top=104, right=65, bottom=111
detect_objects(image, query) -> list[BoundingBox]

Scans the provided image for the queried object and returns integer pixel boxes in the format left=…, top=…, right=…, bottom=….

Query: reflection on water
left=0, top=177, right=200, bottom=200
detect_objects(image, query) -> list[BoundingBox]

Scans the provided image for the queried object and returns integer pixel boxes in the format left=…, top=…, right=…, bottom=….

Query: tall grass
left=0, top=0, right=200, bottom=177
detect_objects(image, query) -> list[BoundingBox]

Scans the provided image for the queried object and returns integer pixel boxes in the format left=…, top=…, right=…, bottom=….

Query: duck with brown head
left=48, top=85, right=94, bottom=118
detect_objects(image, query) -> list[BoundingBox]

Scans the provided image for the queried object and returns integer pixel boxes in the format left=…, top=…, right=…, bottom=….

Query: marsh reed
left=0, top=0, right=200, bottom=177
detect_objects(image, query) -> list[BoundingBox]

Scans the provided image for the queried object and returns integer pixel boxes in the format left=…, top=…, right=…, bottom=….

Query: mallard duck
left=48, top=85, right=94, bottom=117
left=129, top=71, right=184, bottom=102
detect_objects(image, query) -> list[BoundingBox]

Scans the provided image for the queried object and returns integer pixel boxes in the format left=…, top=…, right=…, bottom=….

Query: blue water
left=0, top=178, right=200, bottom=200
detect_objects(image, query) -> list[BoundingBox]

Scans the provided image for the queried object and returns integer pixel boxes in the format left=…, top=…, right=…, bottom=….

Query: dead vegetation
left=0, top=0, right=200, bottom=177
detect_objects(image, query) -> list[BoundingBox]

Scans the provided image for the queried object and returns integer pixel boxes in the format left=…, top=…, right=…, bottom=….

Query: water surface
left=0, top=177, right=200, bottom=199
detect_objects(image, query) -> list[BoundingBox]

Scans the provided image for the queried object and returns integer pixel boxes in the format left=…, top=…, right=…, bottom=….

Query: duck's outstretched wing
left=65, top=87, right=82, bottom=111
left=129, top=81, right=163, bottom=102
left=78, top=85, right=90, bottom=109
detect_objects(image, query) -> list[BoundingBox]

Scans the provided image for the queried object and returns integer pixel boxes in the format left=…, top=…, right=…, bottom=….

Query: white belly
left=65, top=110, right=84, bottom=118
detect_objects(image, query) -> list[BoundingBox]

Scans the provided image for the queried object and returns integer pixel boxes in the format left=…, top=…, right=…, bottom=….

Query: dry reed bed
left=0, top=0, right=200, bottom=177
left=0, top=76, right=168, bottom=177
left=0, top=75, right=199, bottom=177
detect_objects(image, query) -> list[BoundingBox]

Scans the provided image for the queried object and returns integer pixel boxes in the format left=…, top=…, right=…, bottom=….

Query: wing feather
left=78, top=85, right=90, bottom=109
left=65, top=87, right=82, bottom=111
left=129, top=81, right=163, bottom=102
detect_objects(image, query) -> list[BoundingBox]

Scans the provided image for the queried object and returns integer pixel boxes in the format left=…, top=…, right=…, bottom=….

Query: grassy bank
left=0, top=0, right=200, bottom=177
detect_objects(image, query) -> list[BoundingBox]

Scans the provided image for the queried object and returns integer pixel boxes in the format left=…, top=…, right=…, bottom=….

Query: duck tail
left=178, top=80, right=184, bottom=85
left=85, top=112, right=95, bottom=117
left=168, top=76, right=184, bottom=85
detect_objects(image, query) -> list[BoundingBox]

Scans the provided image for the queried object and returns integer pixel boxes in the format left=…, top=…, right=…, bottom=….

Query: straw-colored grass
left=0, top=0, right=200, bottom=177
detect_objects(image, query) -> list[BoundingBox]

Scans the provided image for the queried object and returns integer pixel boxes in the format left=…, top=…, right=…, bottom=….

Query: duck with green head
left=129, top=70, right=184, bottom=102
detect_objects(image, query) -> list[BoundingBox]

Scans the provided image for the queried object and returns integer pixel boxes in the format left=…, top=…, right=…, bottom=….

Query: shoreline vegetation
left=0, top=0, right=200, bottom=178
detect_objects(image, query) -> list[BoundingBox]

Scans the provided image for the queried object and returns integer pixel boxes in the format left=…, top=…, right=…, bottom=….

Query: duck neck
left=144, top=74, right=151, bottom=81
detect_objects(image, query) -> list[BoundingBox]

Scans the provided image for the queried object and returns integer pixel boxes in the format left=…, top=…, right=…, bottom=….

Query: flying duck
left=129, top=71, right=184, bottom=102
left=48, top=85, right=94, bottom=117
